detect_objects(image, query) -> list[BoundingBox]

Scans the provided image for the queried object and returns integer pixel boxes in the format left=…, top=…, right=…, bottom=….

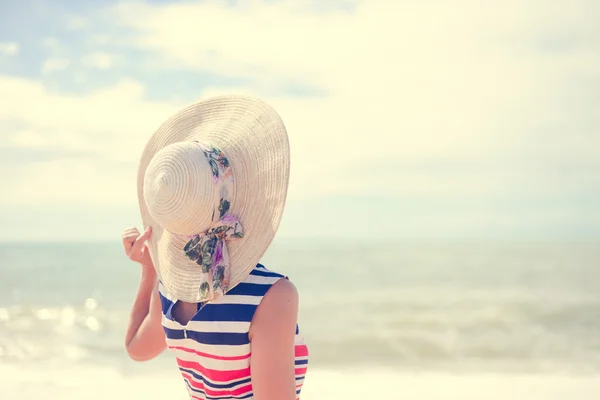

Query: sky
left=0, top=0, right=599, bottom=241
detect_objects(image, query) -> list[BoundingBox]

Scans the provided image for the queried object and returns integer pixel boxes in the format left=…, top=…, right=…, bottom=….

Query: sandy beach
left=3, top=365, right=600, bottom=400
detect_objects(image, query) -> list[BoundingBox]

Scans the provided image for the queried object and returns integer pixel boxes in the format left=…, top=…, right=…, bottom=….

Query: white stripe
left=244, top=274, right=284, bottom=285
left=211, top=294, right=263, bottom=305
left=167, top=338, right=251, bottom=358
left=167, top=342, right=306, bottom=370
left=163, top=325, right=305, bottom=353
left=187, top=320, right=250, bottom=333
left=174, top=349, right=250, bottom=370
left=171, top=351, right=306, bottom=374
left=168, top=338, right=307, bottom=360
left=161, top=315, right=180, bottom=329
left=162, top=316, right=250, bottom=333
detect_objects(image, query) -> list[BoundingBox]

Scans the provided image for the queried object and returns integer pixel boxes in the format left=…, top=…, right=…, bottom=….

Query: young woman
left=121, top=96, right=308, bottom=400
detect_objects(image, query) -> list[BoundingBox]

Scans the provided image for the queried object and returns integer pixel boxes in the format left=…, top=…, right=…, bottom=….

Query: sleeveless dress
left=158, top=264, right=309, bottom=400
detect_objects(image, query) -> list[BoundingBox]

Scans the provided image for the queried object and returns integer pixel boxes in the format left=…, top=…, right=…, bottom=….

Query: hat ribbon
left=182, top=142, right=244, bottom=301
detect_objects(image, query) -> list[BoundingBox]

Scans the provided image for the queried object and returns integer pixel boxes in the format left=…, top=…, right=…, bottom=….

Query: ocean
left=1, top=239, right=600, bottom=399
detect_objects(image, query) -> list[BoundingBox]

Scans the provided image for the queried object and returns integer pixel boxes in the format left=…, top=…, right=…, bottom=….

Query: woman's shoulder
left=252, top=263, right=297, bottom=294
left=249, top=271, right=299, bottom=339
left=249, top=264, right=298, bottom=318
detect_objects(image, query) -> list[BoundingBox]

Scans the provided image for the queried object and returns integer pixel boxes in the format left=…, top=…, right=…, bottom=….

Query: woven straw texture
left=137, top=95, right=290, bottom=302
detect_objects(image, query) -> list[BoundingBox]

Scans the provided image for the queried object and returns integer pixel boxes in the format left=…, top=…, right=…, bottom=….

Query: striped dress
left=159, top=264, right=309, bottom=400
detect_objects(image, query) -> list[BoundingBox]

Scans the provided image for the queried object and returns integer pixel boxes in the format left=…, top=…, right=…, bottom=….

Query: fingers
left=140, top=226, right=153, bottom=240
left=133, top=226, right=152, bottom=248
left=122, top=227, right=140, bottom=241
left=122, top=227, right=140, bottom=252
left=130, top=226, right=153, bottom=260
left=121, top=226, right=152, bottom=262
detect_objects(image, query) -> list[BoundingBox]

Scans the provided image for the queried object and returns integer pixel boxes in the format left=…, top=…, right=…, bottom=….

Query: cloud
left=0, top=76, right=177, bottom=150
left=82, top=52, right=113, bottom=70
left=105, top=0, right=600, bottom=194
left=41, top=57, right=70, bottom=74
left=66, top=15, right=89, bottom=31
left=0, top=42, right=19, bottom=57
left=42, top=37, right=61, bottom=52
left=0, top=0, right=599, bottom=239
left=0, top=74, right=181, bottom=208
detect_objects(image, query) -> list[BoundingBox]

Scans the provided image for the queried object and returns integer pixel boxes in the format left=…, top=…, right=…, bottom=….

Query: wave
left=2, top=296, right=599, bottom=374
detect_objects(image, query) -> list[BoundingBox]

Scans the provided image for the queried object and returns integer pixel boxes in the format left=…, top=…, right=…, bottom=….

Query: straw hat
left=137, top=95, right=290, bottom=303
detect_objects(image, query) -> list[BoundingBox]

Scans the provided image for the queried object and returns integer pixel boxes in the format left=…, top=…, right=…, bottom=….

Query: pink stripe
left=177, top=352, right=307, bottom=380
left=182, top=368, right=250, bottom=392
left=295, top=344, right=309, bottom=358
left=178, top=358, right=251, bottom=382
left=170, top=345, right=251, bottom=361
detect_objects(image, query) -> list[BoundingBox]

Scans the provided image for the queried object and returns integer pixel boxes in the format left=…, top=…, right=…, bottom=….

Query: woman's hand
left=122, top=226, right=153, bottom=267
left=122, top=225, right=166, bottom=361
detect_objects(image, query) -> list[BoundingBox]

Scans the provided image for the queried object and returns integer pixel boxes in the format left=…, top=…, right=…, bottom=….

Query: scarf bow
left=182, top=142, right=244, bottom=301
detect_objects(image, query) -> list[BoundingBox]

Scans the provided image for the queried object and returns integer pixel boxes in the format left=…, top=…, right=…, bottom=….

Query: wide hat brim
left=137, top=95, right=290, bottom=302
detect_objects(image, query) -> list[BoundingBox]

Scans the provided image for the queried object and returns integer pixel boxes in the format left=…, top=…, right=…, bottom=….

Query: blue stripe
left=159, top=291, right=174, bottom=309
left=183, top=378, right=253, bottom=400
left=295, top=359, right=309, bottom=365
left=161, top=298, right=259, bottom=323
left=160, top=285, right=270, bottom=318
left=159, top=293, right=177, bottom=320
left=196, top=303, right=257, bottom=322
left=249, top=268, right=284, bottom=278
left=164, top=327, right=249, bottom=345
left=225, top=282, right=274, bottom=297
left=179, top=367, right=252, bottom=389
